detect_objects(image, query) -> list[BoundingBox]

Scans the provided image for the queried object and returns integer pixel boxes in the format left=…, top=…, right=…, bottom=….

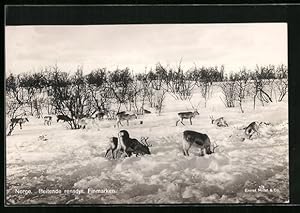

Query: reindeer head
left=138, top=136, right=152, bottom=155
left=140, top=137, right=152, bottom=147
left=135, top=144, right=151, bottom=155
left=189, top=100, right=200, bottom=114
left=209, top=143, right=219, bottom=154
left=119, top=130, right=130, bottom=140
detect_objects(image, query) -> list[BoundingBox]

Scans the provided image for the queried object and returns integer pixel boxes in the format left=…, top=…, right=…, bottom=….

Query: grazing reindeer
left=113, top=130, right=151, bottom=158
left=130, top=136, right=152, bottom=157
left=243, top=121, right=270, bottom=139
left=116, top=113, right=138, bottom=128
left=209, top=116, right=228, bottom=127
left=182, top=130, right=218, bottom=156
left=10, top=117, right=29, bottom=130
left=56, top=115, right=73, bottom=122
left=43, top=115, right=52, bottom=126
left=176, top=110, right=199, bottom=126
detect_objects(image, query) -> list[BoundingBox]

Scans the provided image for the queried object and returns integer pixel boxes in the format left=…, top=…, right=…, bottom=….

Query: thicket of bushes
left=6, top=63, right=288, bottom=133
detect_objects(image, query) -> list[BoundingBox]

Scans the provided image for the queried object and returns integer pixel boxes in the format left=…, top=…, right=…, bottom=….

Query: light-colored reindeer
left=116, top=113, right=138, bottom=128
left=243, top=121, right=270, bottom=139
left=176, top=101, right=200, bottom=126
left=105, top=137, right=119, bottom=159
left=209, top=116, right=228, bottom=127
left=182, top=130, right=218, bottom=156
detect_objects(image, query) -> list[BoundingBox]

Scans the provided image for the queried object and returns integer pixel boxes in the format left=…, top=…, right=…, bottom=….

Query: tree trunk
left=253, top=94, right=257, bottom=110
left=239, top=99, right=244, bottom=113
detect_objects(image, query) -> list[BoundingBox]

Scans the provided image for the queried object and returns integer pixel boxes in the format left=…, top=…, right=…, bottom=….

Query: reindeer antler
left=212, top=143, right=219, bottom=153
left=140, top=136, right=152, bottom=147
left=188, top=100, right=196, bottom=110
left=195, top=101, right=201, bottom=110
left=188, top=100, right=201, bottom=111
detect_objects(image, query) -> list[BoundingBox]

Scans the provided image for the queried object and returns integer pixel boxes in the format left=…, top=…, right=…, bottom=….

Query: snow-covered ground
left=6, top=88, right=289, bottom=204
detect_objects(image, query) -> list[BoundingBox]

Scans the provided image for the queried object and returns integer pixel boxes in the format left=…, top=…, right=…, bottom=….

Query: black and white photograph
left=5, top=22, right=288, bottom=204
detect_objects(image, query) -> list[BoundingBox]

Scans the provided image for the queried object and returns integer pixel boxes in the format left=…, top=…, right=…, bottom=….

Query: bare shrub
left=219, top=81, right=236, bottom=108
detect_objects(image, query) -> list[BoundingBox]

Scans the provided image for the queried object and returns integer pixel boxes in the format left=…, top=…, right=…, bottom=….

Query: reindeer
left=105, top=137, right=119, bottom=159
left=43, top=115, right=52, bottom=126
left=95, top=112, right=105, bottom=120
left=10, top=117, right=29, bottom=130
left=182, top=130, right=218, bottom=156
left=91, top=110, right=108, bottom=120
left=143, top=109, right=151, bottom=114
left=243, top=121, right=270, bottom=139
left=56, top=115, right=74, bottom=122
left=116, top=111, right=126, bottom=116
left=130, top=137, right=152, bottom=157
left=116, top=113, right=138, bottom=128
left=176, top=101, right=200, bottom=126
left=176, top=111, right=199, bottom=126
left=209, top=116, right=228, bottom=127
left=78, top=118, right=87, bottom=129
left=112, top=130, right=151, bottom=158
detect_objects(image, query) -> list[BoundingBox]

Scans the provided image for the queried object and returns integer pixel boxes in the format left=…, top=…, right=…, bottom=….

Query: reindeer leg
left=249, top=134, right=253, bottom=139
left=190, top=118, right=192, bottom=125
left=105, top=149, right=110, bottom=158
left=114, top=149, right=119, bottom=159
left=183, top=140, right=192, bottom=156
left=180, top=119, right=185, bottom=126
left=200, top=148, right=204, bottom=156
left=19, top=122, right=22, bottom=130
left=176, top=120, right=180, bottom=126
left=111, top=149, right=116, bottom=159
left=124, top=148, right=131, bottom=157
left=116, top=121, right=121, bottom=128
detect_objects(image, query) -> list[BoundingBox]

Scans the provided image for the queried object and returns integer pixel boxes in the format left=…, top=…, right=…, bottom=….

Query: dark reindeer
left=182, top=130, right=218, bottom=156
left=10, top=117, right=29, bottom=130
left=105, top=130, right=151, bottom=159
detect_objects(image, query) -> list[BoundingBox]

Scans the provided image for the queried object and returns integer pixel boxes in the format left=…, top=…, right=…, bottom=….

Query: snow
left=6, top=87, right=288, bottom=204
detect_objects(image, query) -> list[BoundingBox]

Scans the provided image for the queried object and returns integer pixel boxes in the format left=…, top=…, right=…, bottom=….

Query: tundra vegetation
left=6, top=63, right=287, bottom=135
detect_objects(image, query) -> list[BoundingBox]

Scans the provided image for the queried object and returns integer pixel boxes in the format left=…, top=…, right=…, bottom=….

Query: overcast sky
left=5, top=23, right=287, bottom=75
